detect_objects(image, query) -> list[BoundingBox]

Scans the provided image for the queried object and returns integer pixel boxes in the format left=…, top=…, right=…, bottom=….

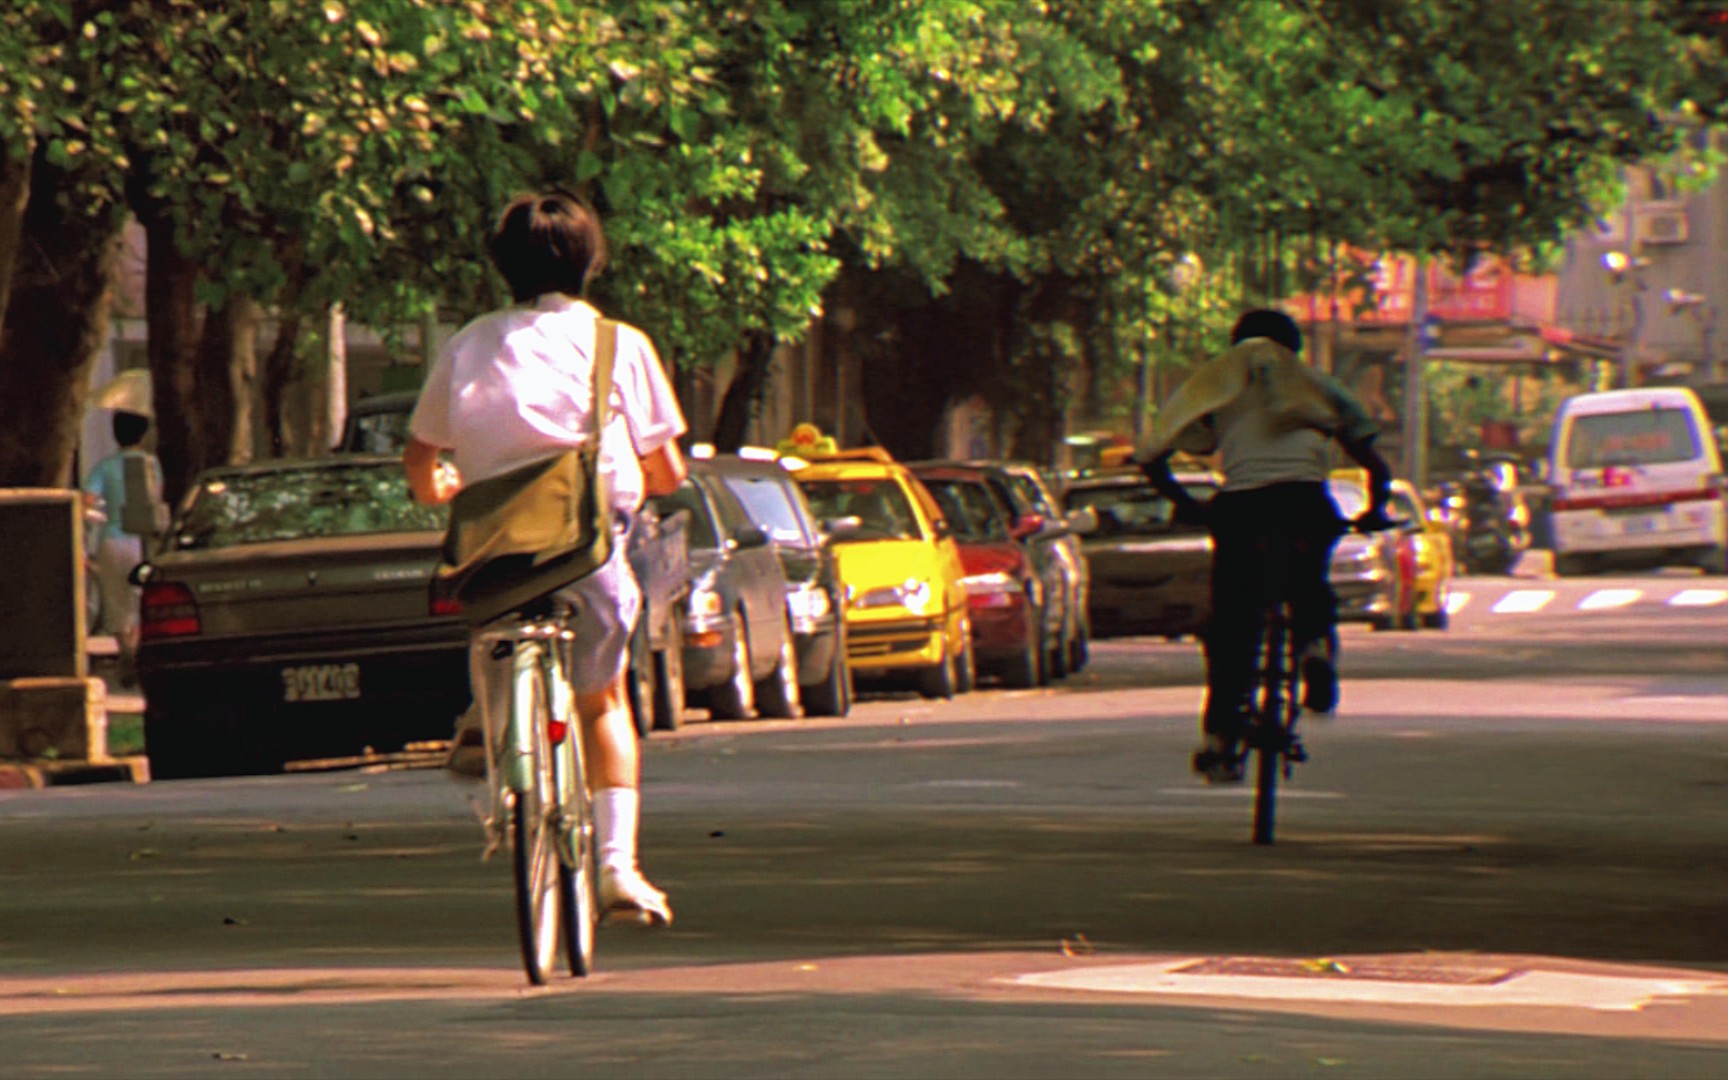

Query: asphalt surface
left=1, top=575, right=1726, bottom=1078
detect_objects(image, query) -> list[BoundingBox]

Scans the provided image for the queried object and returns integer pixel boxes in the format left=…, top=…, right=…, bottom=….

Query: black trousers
left=1201, top=482, right=1344, bottom=736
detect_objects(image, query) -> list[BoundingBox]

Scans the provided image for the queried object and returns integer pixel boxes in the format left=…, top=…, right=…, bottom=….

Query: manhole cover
left=1173, top=957, right=1518, bottom=986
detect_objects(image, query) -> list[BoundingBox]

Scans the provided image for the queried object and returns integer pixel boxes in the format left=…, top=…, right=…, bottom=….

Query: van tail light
left=140, top=581, right=200, bottom=640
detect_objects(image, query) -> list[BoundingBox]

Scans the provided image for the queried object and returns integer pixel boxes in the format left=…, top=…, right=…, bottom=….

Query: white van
left=1546, top=387, right=1726, bottom=574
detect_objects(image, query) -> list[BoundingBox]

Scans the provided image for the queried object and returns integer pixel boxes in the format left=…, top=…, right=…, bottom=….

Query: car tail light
left=140, top=581, right=200, bottom=640
left=429, top=587, right=463, bottom=617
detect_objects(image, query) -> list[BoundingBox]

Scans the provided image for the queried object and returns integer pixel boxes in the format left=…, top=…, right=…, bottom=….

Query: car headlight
left=856, top=577, right=935, bottom=614
left=785, top=581, right=832, bottom=621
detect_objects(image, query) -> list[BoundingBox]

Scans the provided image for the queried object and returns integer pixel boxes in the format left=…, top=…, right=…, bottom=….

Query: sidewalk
left=0, top=646, right=150, bottom=788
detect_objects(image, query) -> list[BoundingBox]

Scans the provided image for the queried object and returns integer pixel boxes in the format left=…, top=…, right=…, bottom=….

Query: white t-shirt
left=408, top=294, right=687, bottom=512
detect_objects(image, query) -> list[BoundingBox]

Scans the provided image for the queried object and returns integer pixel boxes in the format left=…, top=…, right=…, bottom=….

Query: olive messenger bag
left=435, top=318, right=620, bottom=627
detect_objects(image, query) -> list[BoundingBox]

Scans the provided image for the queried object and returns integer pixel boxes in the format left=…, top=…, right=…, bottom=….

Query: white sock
left=592, top=786, right=638, bottom=876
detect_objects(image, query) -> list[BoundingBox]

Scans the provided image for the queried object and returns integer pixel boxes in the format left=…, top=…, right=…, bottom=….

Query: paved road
left=3, top=576, right=1727, bottom=1077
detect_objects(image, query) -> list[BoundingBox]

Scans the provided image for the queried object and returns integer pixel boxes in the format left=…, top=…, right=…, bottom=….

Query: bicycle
left=1243, top=514, right=1392, bottom=846
left=474, top=600, right=599, bottom=984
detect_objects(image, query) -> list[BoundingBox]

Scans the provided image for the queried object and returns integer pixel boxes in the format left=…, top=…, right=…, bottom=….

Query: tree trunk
left=193, top=295, right=260, bottom=468
left=134, top=202, right=204, bottom=504
left=0, top=152, right=124, bottom=488
left=0, top=139, right=34, bottom=347
left=710, top=330, right=777, bottom=453
left=259, top=313, right=303, bottom=458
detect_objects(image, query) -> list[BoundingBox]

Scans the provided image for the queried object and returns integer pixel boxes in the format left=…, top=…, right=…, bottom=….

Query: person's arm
left=1341, top=434, right=1394, bottom=525
left=404, top=437, right=461, bottom=505
left=1138, top=450, right=1209, bottom=524
left=639, top=441, right=686, bottom=498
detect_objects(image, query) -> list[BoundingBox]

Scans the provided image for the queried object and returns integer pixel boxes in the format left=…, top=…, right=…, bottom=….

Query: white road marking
left=1010, top=959, right=1728, bottom=1012
left=1668, top=589, right=1728, bottom=607
left=1490, top=589, right=1555, bottom=614
left=1577, top=588, right=1642, bottom=611
left=1444, top=592, right=1471, bottom=615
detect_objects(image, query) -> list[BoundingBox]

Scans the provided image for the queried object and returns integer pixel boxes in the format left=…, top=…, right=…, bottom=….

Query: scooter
left=1456, top=452, right=1531, bottom=576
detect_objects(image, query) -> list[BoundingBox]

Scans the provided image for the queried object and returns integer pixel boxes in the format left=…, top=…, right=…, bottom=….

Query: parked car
left=788, top=448, right=974, bottom=699
left=1063, top=467, right=1217, bottom=639
left=134, top=455, right=467, bottom=778
left=701, top=453, right=852, bottom=717
left=915, top=460, right=1091, bottom=678
left=623, top=505, right=692, bottom=734
left=911, top=464, right=1052, bottom=687
left=336, top=391, right=417, bottom=454
left=651, top=465, right=800, bottom=720
left=1324, top=475, right=1406, bottom=630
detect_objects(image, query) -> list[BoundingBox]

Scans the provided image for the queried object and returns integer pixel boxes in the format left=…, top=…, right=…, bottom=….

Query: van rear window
left=1565, top=408, right=1700, bottom=468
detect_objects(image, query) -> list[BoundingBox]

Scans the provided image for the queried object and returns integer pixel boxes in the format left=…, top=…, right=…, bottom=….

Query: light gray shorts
left=547, top=529, right=641, bottom=695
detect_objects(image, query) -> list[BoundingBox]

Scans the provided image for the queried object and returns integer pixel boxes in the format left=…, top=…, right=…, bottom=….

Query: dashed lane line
left=1668, top=588, right=1728, bottom=607
left=1489, top=589, right=1555, bottom=614
left=1577, top=588, right=1642, bottom=611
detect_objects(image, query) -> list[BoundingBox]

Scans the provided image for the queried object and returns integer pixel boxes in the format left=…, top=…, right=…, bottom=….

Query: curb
left=0, top=756, right=151, bottom=789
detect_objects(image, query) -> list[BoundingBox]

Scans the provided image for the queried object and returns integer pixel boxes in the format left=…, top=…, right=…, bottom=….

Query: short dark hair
left=1230, top=309, right=1302, bottom=354
left=487, top=191, right=608, bottom=303
left=112, top=410, right=150, bottom=447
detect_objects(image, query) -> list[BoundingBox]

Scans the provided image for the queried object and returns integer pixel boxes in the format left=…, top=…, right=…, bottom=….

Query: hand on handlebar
left=1351, top=505, right=1397, bottom=533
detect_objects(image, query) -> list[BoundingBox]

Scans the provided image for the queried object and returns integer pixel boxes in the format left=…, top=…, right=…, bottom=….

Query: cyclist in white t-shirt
left=404, top=191, right=688, bottom=926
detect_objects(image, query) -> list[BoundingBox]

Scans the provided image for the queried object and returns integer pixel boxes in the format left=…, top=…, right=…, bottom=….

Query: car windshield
left=798, top=478, right=923, bottom=541
left=1066, top=480, right=1214, bottom=535
left=651, top=483, right=721, bottom=549
left=718, top=473, right=814, bottom=546
left=1566, top=408, right=1701, bottom=468
left=172, top=462, right=448, bottom=550
left=919, top=477, right=1009, bottom=542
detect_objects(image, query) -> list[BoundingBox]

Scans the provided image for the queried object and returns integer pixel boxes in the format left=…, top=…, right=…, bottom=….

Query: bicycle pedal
left=1286, top=741, right=1308, bottom=763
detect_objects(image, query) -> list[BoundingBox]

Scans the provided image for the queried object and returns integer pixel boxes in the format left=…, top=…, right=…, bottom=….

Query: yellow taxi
left=786, top=448, right=974, bottom=697
left=1331, top=469, right=1456, bottom=630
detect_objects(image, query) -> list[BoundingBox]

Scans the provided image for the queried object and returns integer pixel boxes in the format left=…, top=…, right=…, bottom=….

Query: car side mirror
left=821, top=515, right=862, bottom=538
left=128, top=562, right=154, bottom=586
left=932, top=518, right=953, bottom=540
left=733, top=524, right=771, bottom=550
left=1010, top=512, right=1046, bottom=541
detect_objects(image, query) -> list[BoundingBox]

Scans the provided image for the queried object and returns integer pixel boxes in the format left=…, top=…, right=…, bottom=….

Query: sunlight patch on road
left=1009, top=957, right=1728, bottom=1012
left=1577, top=589, right=1642, bottom=611
left=1667, top=588, right=1728, bottom=607
left=1490, top=589, right=1555, bottom=614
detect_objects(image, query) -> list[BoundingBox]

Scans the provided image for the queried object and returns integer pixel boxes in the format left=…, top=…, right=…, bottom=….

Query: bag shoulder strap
left=591, top=318, right=618, bottom=447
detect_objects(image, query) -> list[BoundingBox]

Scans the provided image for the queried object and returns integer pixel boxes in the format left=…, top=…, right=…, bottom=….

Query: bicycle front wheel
left=511, top=644, right=562, bottom=986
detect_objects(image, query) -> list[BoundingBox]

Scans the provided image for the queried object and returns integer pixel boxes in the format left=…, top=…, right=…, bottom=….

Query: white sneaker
left=599, top=866, right=673, bottom=927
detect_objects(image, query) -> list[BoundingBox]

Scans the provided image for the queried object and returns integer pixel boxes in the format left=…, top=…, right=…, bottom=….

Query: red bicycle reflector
left=547, top=718, right=570, bottom=745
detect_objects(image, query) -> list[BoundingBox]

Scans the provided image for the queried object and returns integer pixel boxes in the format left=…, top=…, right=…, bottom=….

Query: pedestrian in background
left=82, top=408, right=167, bottom=680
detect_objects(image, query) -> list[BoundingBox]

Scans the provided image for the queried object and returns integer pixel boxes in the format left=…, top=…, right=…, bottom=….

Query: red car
left=910, top=464, right=1050, bottom=688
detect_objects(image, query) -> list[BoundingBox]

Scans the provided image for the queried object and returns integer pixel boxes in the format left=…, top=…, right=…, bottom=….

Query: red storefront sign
left=1292, top=254, right=1515, bottom=324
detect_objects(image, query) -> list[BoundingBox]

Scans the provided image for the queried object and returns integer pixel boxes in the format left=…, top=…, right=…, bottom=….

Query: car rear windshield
left=718, top=473, right=815, bottom=546
left=919, top=477, right=1009, bottom=542
left=172, top=463, right=448, bottom=550
left=1067, top=480, right=1215, bottom=534
left=1565, top=408, right=1701, bottom=468
left=651, top=483, right=721, bottom=549
left=797, top=477, right=924, bottom=541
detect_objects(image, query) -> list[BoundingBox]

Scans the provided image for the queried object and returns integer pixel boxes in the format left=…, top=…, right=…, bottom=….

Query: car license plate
left=282, top=663, right=361, bottom=703
left=1621, top=515, right=1660, bottom=536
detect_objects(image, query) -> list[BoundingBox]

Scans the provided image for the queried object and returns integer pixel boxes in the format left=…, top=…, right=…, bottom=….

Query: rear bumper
left=967, top=602, right=1036, bottom=660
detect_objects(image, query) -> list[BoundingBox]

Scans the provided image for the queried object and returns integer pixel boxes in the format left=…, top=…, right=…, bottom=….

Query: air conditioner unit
left=1636, top=206, right=1689, bottom=245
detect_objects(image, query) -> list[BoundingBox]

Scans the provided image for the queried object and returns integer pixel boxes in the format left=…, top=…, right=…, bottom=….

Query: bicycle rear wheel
left=1250, top=609, right=1290, bottom=846
left=511, top=642, right=562, bottom=986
